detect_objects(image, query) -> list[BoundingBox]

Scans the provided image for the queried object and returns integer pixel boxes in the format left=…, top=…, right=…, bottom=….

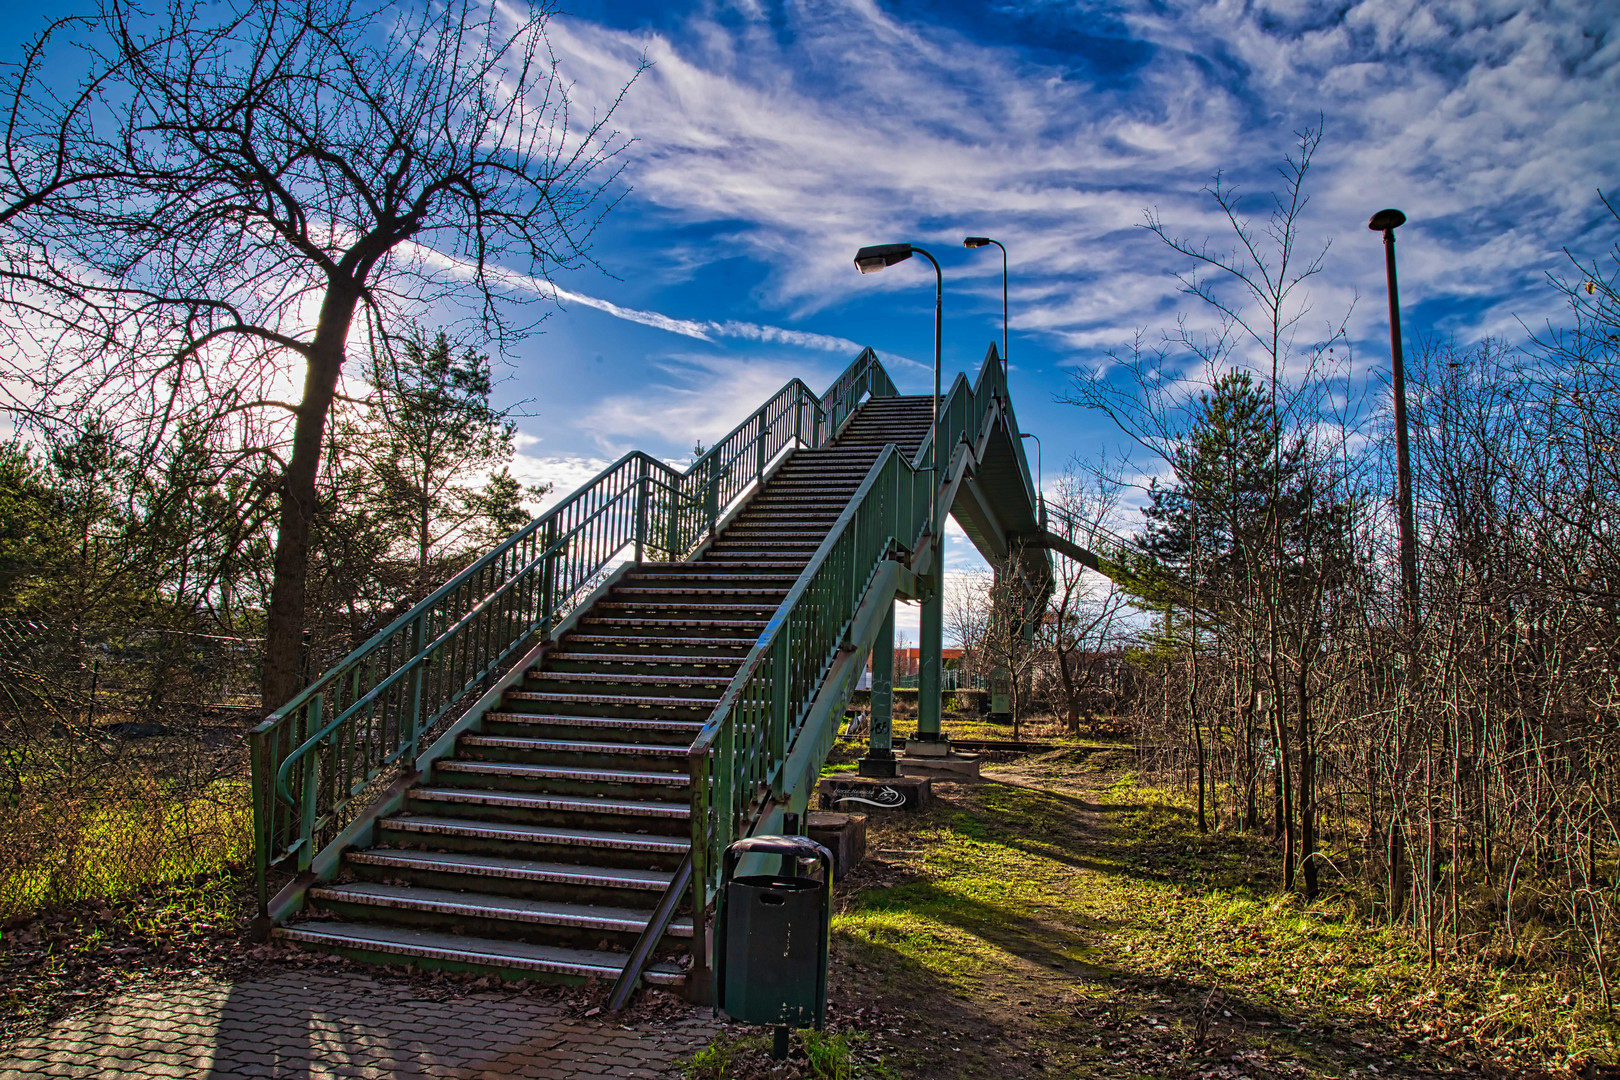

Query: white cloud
left=543, top=0, right=1617, bottom=365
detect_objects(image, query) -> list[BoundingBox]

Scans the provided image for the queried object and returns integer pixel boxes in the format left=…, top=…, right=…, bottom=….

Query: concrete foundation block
left=806, top=811, right=867, bottom=879
left=817, top=774, right=931, bottom=812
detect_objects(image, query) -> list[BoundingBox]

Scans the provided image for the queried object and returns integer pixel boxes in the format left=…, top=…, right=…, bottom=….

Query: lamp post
left=963, top=236, right=1007, bottom=385
left=1368, top=209, right=1418, bottom=641
left=1371, top=207, right=1419, bottom=920
left=856, top=241, right=949, bottom=752
left=854, top=242, right=943, bottom=542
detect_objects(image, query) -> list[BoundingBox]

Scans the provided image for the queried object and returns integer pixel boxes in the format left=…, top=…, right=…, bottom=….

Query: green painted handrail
left=250, top=348, right=895, bottom=916
left=684, top=345, right=1017, bottom=946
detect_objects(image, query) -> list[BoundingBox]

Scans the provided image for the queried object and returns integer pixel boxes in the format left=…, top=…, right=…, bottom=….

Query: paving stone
left=4, top=972, right=723, bottom=1080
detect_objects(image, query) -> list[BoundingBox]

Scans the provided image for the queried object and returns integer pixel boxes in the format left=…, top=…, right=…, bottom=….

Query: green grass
left=823, top=757, right=1617, bottom=1077
left=0, top=779, right=251, bottom=917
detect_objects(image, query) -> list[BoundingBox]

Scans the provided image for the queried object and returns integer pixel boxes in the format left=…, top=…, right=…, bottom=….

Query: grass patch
left=820, top=758, right=1616, bottom=1078
left=0, top=779, right=251, bottom=918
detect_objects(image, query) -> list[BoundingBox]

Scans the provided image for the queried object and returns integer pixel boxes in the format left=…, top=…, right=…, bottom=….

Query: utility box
left=716, top=834, right=833, bottom=1032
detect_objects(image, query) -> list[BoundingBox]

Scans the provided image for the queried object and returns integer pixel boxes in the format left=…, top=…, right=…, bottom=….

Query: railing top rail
left=254, top=447, right=666, bottom=734
left=260, top=349, right=894, bottom=736
left=1043, top=502, right=1142, bottom=555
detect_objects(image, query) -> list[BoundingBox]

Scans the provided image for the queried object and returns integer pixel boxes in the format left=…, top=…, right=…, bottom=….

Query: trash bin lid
left=726, top=834, right=833, bottom=862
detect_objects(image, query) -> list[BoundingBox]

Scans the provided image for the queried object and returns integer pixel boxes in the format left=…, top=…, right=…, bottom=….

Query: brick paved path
left=0, top=970, right=721, bottom=1079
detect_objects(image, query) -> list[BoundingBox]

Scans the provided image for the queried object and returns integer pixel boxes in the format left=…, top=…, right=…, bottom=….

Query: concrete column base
left=898, top=751, right=982, bottom=780
left=857, top=750, right=898, bottom=778
left=903, top=735, right=952, bottom=758
left=818, top=774, right=931, bottom=811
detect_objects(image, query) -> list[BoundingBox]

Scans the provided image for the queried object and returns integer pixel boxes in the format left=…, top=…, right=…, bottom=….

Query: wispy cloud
left=546, top=0, right=1618, bottom=362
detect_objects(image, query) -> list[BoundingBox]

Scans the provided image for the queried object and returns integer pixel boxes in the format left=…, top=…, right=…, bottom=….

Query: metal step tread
left=581, top=616, right=770, bottom=628
left=594, top=600, right=780, bottom=612
left=558, top=634, right=754, bottom=648
left=346, top=848, right=676, bottom=890
left=613, top=586, right=792, bottom=596
left=309, top=883, right=695, bottom=937
left=381, top=815, right=691, bottom=852
left=504, top=690, right=721, bottom=708
left=544, top=651, right=744, bottom=667
left=527, top=670, right=733, bottom=686
left=484, top=711, right=704, bottom=733
left=461, top=734, right=688, bottom=757
left=273, top=922, right=685, bottom=985
left=411, top=786, right=691, bottom=818
left=438, top=759, right=688, bottom=786
left=631, top=562, right=802, bottom=572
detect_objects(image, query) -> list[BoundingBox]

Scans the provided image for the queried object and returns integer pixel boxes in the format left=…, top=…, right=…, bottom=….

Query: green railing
left=250, top=349, right=895, bottom=917
left=893, top=670, right=988, bottom=692
left=686, top=346, right=1015, bottom=927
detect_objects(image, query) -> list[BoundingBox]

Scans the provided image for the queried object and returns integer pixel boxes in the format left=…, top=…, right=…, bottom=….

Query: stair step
left=545, top=651, right=744, bottom=666
left=411, top=786, right=690, bottom=818
left=504, top=690, right=720, bottom=708
left=462, top=735, right=688, bottom=757
left=528, top=671, right=732, bottom=687
left=383, top=815, right=691, bottom=853
left=274, top=922, right=685, bottom=985
left=595, top=600, right=779, bottom=613
left=346, top=849, right=675, bottom=891
left=580, top=616, right=769, bottom=630
left=638, top=560, right=802, bottom=571
left=309, top=883, right=695, bottom=938
left=438, top=760, right=688, bottom=786
left=484, top=711, right=704, bottom=734
left=561, top=634, right=753, bottom=648
left=612, top=586, right=790, bottom=597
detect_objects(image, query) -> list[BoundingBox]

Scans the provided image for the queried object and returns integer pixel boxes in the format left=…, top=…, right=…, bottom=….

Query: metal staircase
left=250, top=348, right=1039, bottom=1001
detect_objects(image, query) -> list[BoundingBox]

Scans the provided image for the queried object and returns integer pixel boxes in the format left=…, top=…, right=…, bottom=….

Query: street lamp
left=854, top=242, right=943, bottom=541
left=963, top=236, right=1007, bottom=386
left=1368, top=209, right=1418, bottom=639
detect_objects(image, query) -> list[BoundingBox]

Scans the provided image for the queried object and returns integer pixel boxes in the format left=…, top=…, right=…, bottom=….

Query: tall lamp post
left=1371, top=206, right=1418, bottom=919
left=963, top=236, right=1007, bottom=385
left=1369, top=209, right=1418, bottom=643
left=856, top=241, right=948, bottom=753
left=854, top=242, right=943, bottom=541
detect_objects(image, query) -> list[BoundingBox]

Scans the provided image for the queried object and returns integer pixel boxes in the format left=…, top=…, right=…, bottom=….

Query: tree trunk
left=261, top=284, right=360, bottom=715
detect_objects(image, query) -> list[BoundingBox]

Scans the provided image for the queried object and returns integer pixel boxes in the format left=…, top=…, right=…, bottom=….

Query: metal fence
left=0, top=617, right=258, bottom=917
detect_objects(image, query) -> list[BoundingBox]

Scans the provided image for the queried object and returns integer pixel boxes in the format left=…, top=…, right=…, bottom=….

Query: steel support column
left=859, top=603, right=897, bottom=777
left=917, top=555, right=944, bottom=742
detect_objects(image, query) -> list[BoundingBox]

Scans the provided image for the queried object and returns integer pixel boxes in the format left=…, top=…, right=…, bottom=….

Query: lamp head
left=854, top=243, right=913, bottom=274
left=963, top=236, right=991, bottom=248
left=1368, top=208, right=1406, bottom=232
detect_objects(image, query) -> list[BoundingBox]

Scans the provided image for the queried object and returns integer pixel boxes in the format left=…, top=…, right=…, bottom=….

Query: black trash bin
left=716, top=834, right=834, bottom=1051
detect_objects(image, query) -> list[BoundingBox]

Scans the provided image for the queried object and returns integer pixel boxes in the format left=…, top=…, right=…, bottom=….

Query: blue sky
left=15, top=0, right=1620, bottom=635
left=483, top=0, right=1617, bottom=501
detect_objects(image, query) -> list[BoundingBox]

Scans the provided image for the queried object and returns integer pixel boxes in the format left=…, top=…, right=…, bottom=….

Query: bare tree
left=0, top=0, right=636, bottom=712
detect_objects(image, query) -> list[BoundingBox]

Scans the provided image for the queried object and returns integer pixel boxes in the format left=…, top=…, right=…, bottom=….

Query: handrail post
left=665, top=475, right=681, bottom=558
left=251, top=726, right=271, bottom=924
left=688, top=747, right=712, bottom=996
left=540, top=518, right=559, bottom=636
left=771, top=631, right=790, bottom=794
left=635, top=456, right=649, bottom=564
left=296, top=694, right=322, bottom=873
left=706, top=460, right=720, bottom=541
left=405, top=617, right=426, bottom=761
